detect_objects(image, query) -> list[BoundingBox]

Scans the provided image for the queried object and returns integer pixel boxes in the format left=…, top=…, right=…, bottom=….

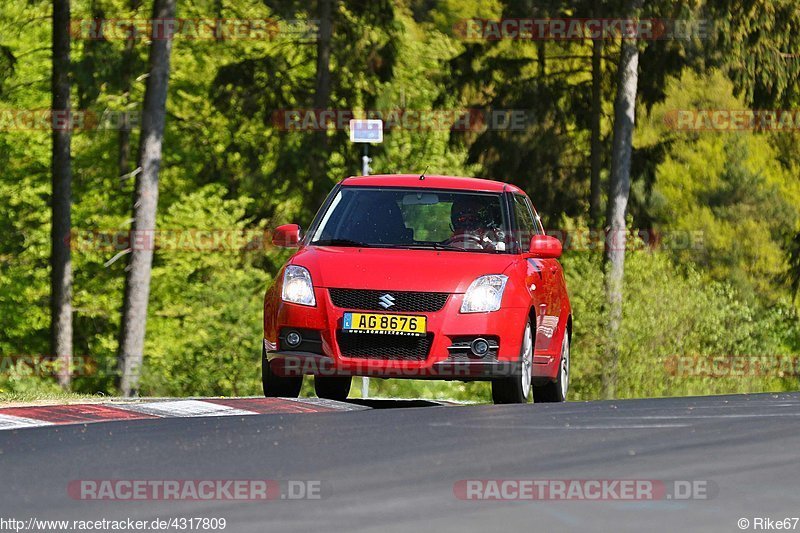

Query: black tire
left=532, top=332, right=569, bottom=403
left=262, top=346, right=303, bottom=398
left=314, top=376, right=352, bottom=401
left=492, top=319, right=533, bottom=404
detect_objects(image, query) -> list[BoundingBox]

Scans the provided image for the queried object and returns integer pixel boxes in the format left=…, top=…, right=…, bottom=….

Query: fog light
left=285, top=331, right=302, bottom=348
left=470, top=338, right=491, bottom=357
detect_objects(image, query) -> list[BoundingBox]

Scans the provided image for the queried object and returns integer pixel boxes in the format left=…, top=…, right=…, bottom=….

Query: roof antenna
left=419, top=165, right=428, bottom=180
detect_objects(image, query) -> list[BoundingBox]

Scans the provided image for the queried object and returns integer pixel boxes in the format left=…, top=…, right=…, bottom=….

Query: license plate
left=342, top=312, right=426, bottom=336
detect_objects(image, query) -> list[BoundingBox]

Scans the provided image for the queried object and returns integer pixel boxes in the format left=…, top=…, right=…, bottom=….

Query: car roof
left=340, top=174, right=523, bottom=194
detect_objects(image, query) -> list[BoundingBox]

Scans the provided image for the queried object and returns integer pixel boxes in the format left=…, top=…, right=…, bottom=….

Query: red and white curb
left=0, top=397, right=368, bottom=431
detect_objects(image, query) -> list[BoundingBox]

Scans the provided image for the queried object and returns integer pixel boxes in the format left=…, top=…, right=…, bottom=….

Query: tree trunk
left=313, top=0, right=332, bottom=119
left=51, top=0, right=73, bottom=390
left=602, top=6, right=641, bottom=399
left=214, top=0, right=224, bottom=42
left=119, top=1, right=143, bottom=181
left=789, top=230, right=800, bottom=300
left=118, top=31, right=135, bottom=181
left=310, top=0, right=333, bottom=208
left=537, top=40, right=546, bottom=76
left=589, top=23, right=603, bottom=227
left=118, top=0, right=176, bottom=396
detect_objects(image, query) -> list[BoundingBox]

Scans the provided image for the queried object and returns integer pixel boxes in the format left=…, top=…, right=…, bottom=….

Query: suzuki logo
left=378, top=294, right=396, bottom=309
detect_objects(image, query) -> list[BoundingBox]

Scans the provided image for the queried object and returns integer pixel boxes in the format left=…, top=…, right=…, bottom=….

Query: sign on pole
left=348, top=118, right=384, bottom=398
left=349, top=119, right=384, bottom=144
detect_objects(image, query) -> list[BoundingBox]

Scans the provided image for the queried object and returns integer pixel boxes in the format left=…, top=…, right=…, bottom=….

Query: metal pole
left=361, top=143, right=370, bottom=176
left=361, top=143, right=370, bottom=398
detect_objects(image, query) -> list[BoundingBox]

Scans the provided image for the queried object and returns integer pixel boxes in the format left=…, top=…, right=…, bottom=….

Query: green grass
left=0, top=390, right=108, bottom=406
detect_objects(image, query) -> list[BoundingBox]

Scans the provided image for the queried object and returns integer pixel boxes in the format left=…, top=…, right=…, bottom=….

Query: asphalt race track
left=1, top=392, right=799, bottom=533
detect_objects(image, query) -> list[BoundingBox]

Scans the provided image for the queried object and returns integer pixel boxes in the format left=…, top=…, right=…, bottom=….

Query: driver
left=445, top=196, right=504, bottom=250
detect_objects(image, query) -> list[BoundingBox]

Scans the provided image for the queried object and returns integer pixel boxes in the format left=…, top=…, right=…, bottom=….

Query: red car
left=262, top=174, right=572, bottom=404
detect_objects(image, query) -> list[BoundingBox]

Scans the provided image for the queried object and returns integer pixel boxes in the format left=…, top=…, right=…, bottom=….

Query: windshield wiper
left=312, top=238, right=371, bottom=247
left=398, top=243, right=466, bottom=251
left=313, top=240, right=488, bottom=251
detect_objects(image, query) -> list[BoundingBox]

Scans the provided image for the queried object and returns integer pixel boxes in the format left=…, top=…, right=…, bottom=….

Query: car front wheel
left=314, top=376, right=352, bottom=401
left=491, top=319, right=533, bottom=404
left=262, top=346, right=303, bottom=398
left=532, top=331, right=569, bottom=403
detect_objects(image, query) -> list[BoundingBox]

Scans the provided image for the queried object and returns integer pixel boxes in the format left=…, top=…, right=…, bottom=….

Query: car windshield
left=310, top=187, right=510, bottom=253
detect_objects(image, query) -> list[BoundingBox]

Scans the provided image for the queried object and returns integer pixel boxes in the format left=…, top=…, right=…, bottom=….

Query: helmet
left=451, top=196, right=490, bottom=232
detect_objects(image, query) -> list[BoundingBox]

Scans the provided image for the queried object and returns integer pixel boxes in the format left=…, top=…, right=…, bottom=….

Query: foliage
left=639, top=70, right=800, bottom=301
left=564, top=241, right=800, bottom=400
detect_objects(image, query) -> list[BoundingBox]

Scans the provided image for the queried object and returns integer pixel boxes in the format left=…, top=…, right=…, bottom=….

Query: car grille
left=336, top=331, right=433, bottom=361
left=328, top=288, right=449, bottom=312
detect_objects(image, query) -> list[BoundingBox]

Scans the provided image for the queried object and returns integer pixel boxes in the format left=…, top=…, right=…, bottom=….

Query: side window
left=512, top=194, right=537, bottom=250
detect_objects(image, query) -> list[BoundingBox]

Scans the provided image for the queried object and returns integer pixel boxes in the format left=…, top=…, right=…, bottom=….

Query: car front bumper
left=265, top=287, right=559, bottom=381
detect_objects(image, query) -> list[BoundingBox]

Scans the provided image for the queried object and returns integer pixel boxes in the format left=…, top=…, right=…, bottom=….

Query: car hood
left=291, top=245, right=516, bottom=293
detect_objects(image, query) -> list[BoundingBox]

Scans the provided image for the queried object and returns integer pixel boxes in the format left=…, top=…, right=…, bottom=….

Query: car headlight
left=281, top=265, right=316, bottom=306
left=460, top=274, right=508, bottom=313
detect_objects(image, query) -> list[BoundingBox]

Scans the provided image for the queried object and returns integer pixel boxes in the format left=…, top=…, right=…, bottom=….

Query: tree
left=707, top=0, right=800, bottom=110
left=443, top=0, right=614, bottom=227
left=706, top=0, right=800, bottom=302
left=588, top=0, right=604, bottom=227
left=118, top=0, right=177, bottom=396
left=51, top=0, right=73, bottom=390
left=790, top=232, right=800, bottom=301
left=118, top=7, right=140, bottom=182
left=310, top=0, right=333, bottom=207
left=602, top=0, right=642, bottom=399
left=208, top=0, right=398, bottom=222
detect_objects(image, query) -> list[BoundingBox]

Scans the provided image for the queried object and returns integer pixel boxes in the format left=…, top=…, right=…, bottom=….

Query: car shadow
left=343, top=398, right=447, bottom=409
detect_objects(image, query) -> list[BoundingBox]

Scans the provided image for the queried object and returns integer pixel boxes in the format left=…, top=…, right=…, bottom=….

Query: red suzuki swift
left=263, top=174, right=572, bottom=404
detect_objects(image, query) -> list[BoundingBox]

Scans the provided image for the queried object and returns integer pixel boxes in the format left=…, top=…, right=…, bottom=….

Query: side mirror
left=527, top=235, right=562, bottom=258
left=272, top=224, right=301, bottom=247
